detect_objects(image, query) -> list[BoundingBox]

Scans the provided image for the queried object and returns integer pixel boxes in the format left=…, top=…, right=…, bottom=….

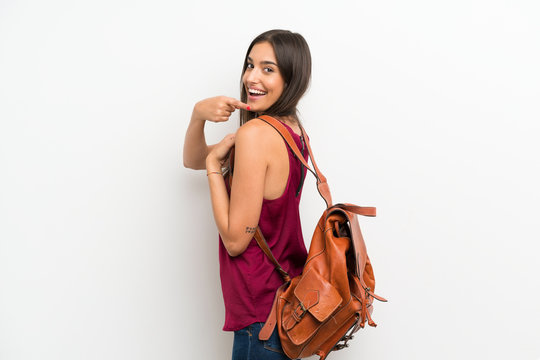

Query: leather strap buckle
left=292, top=302, right=307, bottom=322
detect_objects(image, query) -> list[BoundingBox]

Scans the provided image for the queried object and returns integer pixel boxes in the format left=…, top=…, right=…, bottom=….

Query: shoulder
left=235, top=118, right=280, bottom=146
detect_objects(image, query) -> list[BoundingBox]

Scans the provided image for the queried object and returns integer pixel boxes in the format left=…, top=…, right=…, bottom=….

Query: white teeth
left=249, top=88, right=266, bottom=95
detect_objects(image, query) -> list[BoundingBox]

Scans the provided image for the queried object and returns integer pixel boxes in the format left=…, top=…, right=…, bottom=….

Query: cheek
left=273, top=86, right=285, bottom=101
left=269, top=79, right=285, bottom=97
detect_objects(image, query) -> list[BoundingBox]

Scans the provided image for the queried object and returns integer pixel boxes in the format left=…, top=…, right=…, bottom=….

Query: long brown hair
left=239, top=30, right=312, bottom=126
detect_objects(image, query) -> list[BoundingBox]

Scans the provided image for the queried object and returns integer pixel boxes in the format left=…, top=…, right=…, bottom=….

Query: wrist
left=190, top=113, right=206, bottom=125
left=206, top=154, right=222, bottom=171
left=191, top=103, right=206, bottom=123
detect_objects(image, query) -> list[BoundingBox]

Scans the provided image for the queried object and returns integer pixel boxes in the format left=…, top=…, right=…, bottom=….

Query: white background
left=1, top=0, right=539, bottom=359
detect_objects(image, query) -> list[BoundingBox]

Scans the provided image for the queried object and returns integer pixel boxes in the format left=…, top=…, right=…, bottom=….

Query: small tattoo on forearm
left=245, top=226, right=256, bottom=234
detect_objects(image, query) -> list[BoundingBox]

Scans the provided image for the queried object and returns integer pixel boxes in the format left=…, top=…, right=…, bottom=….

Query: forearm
left=183, top=110, right=210, bottom=170
left=183, top=96, right=248, bottom=169
left=206, top=157, right=236, bottom=254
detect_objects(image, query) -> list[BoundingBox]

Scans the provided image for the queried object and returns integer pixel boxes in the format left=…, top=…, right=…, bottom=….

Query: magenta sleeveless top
left=218, top=120, right=309, bottom=331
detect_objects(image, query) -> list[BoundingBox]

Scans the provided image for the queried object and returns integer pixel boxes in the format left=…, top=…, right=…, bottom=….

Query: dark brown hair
left=239, top=29, right=312, bottom=126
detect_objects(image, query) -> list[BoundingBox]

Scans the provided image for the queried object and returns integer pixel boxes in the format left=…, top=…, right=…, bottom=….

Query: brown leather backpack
left=252, top=115, right=387, bottom=360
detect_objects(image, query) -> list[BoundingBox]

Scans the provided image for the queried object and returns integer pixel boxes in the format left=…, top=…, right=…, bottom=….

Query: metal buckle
left=334, top=335, right=354, bottom=351
left=292, top=302, right=307, bottom=321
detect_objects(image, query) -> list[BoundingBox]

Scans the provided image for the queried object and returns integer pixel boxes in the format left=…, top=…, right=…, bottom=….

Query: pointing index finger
left=230, top=99, right=250, bottom=111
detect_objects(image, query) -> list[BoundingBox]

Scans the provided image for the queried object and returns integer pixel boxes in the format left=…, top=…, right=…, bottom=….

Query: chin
left=249, top=106, right=268, bottom=113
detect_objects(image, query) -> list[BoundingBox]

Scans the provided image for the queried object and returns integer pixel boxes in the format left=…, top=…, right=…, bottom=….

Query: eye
left=264, top=67, right=274, bottom=73
left=246, top=63, right=254, bottom=69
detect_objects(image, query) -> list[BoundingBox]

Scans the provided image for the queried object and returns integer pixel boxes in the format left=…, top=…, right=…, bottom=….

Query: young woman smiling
left=183, top=29, right=312, bottom=359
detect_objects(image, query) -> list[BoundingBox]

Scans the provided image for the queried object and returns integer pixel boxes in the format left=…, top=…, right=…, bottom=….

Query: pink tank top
left=219, top=120, right=309, bottom=331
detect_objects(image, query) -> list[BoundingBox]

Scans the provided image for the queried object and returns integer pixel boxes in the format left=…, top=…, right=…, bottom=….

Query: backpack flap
left=282, top=268, right=343, bottom=345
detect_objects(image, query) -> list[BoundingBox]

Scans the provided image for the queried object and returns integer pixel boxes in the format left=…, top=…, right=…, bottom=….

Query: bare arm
left=183, top=110, right=214, bottom=170
left=206, top=121, right=270, bottom=256
left=183, top=96, right=249, bottom=170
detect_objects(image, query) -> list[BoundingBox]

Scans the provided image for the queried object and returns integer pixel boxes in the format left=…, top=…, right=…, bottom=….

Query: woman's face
left=242, top=41, right=285, bottom=112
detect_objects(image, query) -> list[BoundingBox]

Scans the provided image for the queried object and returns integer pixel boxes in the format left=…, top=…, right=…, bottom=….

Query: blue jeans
left=232, top=322, right=290, bottom=360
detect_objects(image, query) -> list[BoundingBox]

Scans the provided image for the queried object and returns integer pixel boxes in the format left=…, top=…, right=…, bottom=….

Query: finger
left=221, top=133, right=235, bottom=141
left=235, top=100, right=251, bottom=111
left=227, top=98, right=250, bottom=111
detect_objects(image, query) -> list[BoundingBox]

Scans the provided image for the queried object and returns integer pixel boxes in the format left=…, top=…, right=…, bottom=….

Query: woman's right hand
left=206, top=132, right=236, bottom=170
left=193, top=96, right=250, bottom=123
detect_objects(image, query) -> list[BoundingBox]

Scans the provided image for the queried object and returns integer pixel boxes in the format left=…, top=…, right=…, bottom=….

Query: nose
left=244, top=67, right=261, bottom=85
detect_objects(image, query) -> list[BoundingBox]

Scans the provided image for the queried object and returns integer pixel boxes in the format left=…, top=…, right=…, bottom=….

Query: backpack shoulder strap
left=226, top=115, right=333, bottom=283
left=251, top=116, right=334, bottom=284
left=257, top=115, right=332, bottom=208
left=254, top=229, right=291, bottom=282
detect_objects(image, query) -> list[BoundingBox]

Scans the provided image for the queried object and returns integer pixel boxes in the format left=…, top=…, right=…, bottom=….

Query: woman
left=183, top=29, right=312, bottom=359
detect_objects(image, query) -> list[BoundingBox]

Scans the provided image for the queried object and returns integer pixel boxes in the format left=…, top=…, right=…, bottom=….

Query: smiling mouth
left=248, top=88, right=267, bottom=98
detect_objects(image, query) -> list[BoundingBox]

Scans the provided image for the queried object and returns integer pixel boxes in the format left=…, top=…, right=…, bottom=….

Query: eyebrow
left=247, top=56, right=277, bottom=66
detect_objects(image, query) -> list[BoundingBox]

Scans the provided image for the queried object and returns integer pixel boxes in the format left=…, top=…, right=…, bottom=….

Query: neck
left=273, top=114, right=297, bottom=125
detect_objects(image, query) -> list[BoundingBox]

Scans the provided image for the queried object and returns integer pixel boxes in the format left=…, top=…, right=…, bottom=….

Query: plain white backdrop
left=1, top=0, right=539, bottom=359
